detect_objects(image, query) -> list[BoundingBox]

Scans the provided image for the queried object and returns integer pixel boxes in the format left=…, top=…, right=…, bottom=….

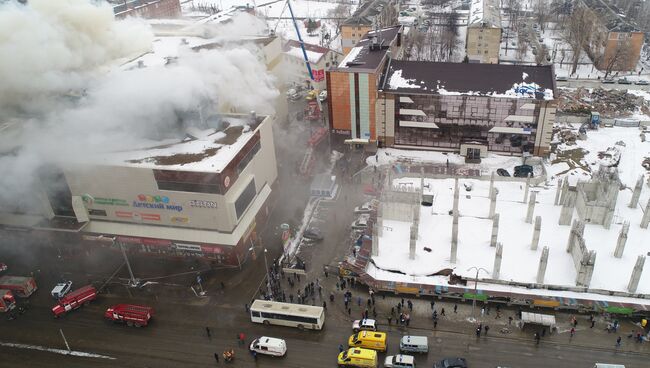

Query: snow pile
left=387, top=70, right=420, bottom=89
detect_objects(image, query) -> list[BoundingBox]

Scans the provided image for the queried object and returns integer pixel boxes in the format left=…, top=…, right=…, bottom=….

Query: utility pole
left=119, top=242, right=138, bottom=287
left=466, top=266, right=488, bottom=322
left=263, top=248, right=271, bottom=297
left=59, top=329, right=71, bottom=354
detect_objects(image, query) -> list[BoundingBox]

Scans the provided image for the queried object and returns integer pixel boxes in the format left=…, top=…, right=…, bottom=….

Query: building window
left=235, top=179, right=257, bottom=219
left=89, top=209, right=107, bottom=216
left=236, top=141, right=261, bottom=175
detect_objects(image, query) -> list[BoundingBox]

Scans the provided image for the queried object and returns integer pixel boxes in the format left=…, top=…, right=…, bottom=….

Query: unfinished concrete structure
left=558, top=177, right=570, bottom=206
left=451, top=211, right=458, bottom=263
left=565, top=220, right=596, bottom=287
left=493, top=243, right=503, bottom=279
left=536, top=246, right=549, bottom=284
left=523, top=176, right=530, bottom=203
left=531, top=216, right=542, bottom=250
left=629, top=175, right=643, bottom=208
left=559, top=191, right=576, bottom=226
left=575, top=168, right=619, bottom=229
left=554, top=178, right=562, bottom=205
left=628, top=255, right=646, bottom=293
left=614, top=221, right=630, bottom=258
left=490, top=213, right=499, bottom=247
left=525, top=192, right=537, bottom=223
left=372, top=225, right=379, bottom=256
left=641, top=198, right=650, bottom=229
left=488, top=187, right=498, bottom=219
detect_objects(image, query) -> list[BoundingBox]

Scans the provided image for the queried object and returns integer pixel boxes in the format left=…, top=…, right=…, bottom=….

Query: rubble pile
left=558, top=87, right=649, bottom=118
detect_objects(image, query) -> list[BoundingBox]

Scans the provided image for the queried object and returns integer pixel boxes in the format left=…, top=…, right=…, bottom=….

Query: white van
left=249, top=336, right=287, bottom=357
left=594, top=364, right=625, bottom=368
left=399, top=335, right=428, bottom=354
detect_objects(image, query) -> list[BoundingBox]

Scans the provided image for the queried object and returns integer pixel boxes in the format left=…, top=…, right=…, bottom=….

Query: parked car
left=286, top=88, right=300, bottom=101
left=602, top=78, right=616, bottom=84
left=305, top=90, right=318, bottom=100
left=555, top=76, right=568, bottom=82
left=354, top=200, right=377, bottom=214
left=496, top=168, right=510, bottom=177
left=433, top=357, right=468, bottom=368
left=384, top=354, right=415, bottom=368
left=318, top=90, right=327, bottom=102
left=352, top=318, right=377, bottom=332
left=617, top=77, right=632, bottom=85
left=303, top=227, right=323, bottom=241
left=351, top=215, right=370, bottom=230
left=51, top=281, right=73, bottom=299
left=635, top=79, right=649, bottom=85
left=513, top=164, right=534, bottom=178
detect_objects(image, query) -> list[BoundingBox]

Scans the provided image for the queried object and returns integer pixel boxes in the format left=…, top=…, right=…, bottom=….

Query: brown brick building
left=466, top=0, right=502, bottom=64
left=112, top=0, right=181, bottom=19
left=340, top=0, right=399, bottom=55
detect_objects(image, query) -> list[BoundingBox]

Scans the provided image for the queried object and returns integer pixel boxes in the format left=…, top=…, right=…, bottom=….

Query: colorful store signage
left=133, top=194, right=183, bottom=212
left=171, top=216, right=189, bottom=224
left=115, top=211, right=161, bottom=221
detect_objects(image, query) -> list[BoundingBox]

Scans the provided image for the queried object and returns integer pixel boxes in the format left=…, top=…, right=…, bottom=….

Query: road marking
left=0, top=341, right=116, bottom=360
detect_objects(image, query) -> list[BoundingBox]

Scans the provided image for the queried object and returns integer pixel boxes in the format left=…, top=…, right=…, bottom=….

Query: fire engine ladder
left=299, top=147, right=314, bottom=176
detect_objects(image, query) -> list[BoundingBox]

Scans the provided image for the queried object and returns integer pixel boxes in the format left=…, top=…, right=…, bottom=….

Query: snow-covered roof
left=381, top=61, right=555, bottom=100
left=95, top=115, right=263, bottom=172
left=468, top=0, right=501, bottom=28
left=336, top=26, right=401, bottom=71
left=283, top=40, right=338, bottom=64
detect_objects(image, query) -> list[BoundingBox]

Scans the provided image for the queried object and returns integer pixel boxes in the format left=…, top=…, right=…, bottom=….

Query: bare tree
left=328, top=4, right=351, bottom=29
left=562, top=5, right=596, bottom=75
left=602, top=40, right=634, bottom=78
left=533, top=0, right=551, bottom=32
left=516, top=31, right=529, bottom=63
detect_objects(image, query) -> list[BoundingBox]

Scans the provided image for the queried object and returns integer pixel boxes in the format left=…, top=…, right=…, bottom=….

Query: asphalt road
left=556, top=79, right=650, bottom=91
left=1, top=294, right=647, bottom=368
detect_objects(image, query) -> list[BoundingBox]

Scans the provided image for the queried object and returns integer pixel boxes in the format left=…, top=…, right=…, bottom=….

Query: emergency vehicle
left=104, top=304, right=154, bottom=327
left=0, top=275, right=37, bottom=297
left=51, top=285, right=97, bottom=318
left=0, top=289, right=16, bottom=312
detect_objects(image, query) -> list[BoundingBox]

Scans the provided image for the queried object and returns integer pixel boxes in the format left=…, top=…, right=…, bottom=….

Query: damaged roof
left=468, top=0, right=501, bottom=28
left=380, top=61, right=556, bottom=100
left=336, top=26, right=401, bottom=72
left=343, top=0, right=391, bottom=26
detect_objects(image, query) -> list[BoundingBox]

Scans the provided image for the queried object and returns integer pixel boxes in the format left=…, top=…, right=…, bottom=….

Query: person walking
left=238, top=332, right=246, bottom=346
left=480, top=307, right=485, bottom=317
left=323, top=301, right=327, bottom=310
left=338, top=344, right=344, bottom=353
left=616, top=336, right=622, bottom=348
left=590, top=319, right=595, bottom=328
left=453, top=304, right=457, bottom=313
left=245, top=303, right=249, bottom=312
left=570, top=327, right=575, bottom=339
left=388, top=316, right=392, bottom=325
left=484, top=325, right=489, bottom=336
left=206, top=326, right=211, bottom=338
left=534, top=332, right=540, bottom=345
left=214, top=352, right=219, bottom=362
left=433, top=319, right=438, bottom=328
left=431, top=300, right=435, bottom=310
left=357, top=296, right=362, bottom=307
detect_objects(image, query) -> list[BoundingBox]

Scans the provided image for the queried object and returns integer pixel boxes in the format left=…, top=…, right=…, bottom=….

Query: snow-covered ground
left=364, top=125, right=650, bottom=304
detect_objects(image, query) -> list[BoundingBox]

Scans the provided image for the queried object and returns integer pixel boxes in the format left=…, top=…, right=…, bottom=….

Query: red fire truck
left=0, top=289, right=16, bottom=313
left=52, top=285, right=97, bottom=318
left=105, top=304, right=154, bottom=327
left=0, top=275, right=37, bottom=297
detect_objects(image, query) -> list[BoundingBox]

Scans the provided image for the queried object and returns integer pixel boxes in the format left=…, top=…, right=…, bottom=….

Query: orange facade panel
left=327, top=71, right=352, bottom=132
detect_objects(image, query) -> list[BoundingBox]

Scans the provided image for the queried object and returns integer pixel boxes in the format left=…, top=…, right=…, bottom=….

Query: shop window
left=235, top=179, right=257, bottom=219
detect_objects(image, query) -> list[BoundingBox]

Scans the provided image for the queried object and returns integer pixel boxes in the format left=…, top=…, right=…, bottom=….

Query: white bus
left=250, top=299, right=325, bottom=330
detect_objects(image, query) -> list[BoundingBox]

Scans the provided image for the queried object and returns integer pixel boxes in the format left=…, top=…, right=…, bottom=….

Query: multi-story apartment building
left=340, top=0, right=398, bottom=55
left=466, top=0, right=502, bottom=64
left=581, top=0, right=644, bottom=72
left=111, top=0, right=181, bottom=19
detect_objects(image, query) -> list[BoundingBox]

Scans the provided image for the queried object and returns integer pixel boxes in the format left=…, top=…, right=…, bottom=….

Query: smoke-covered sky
left=0, top=0, right=279, bottom=212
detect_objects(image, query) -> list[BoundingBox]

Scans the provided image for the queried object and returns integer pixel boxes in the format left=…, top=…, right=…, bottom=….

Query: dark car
left=602, top=78, right=616, bottom=84
left=496, top=169, right=510, bottom=177
left=433, top=357, right=468, bottom=368
left=303, top=227, right=323, bottom=241
left=514, top=164, right=534, bottom=178
left=617, top=78, right=632, bottom=85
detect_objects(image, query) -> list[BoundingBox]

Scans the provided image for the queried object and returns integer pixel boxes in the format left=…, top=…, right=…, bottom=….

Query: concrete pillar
left=488, top=187, right=497, bottom=219
left=409, top=224, right=417, bottom=260
left=525, top=192, right=537, bottom=223
left=614, top=221, right=630, bottom=258
left=531, top=216, right=542, bottom=250
left=453, top=177, right=459, bottom=216
left=641, top=198, right=650, bottom=229
left=566, top=219, right=584, bottom=252
left=490, top=213, right=499, bottom=247
left=489, top=172, right=495, bottom=197
left=558, top=192, right=575, bottom=226
left=377, top=215, right=383, bottom=237
left=559, top=177, right=569, bottom=205
left=450, top=212, right=458, bottom=264
left=536, top=246, right=549, bottom=284
left=627, top=255, right=646, bottom=293
left=371, top=226, right=379, bottom=257
left=629, top=175, right=644, bottom=208
left=492, top=242, right=503, bottom=279
left=554, top=178, right=562, bottom=205
left=523, top=176, right=531, bottom=203
left=576, top=247, right=596, bottom=287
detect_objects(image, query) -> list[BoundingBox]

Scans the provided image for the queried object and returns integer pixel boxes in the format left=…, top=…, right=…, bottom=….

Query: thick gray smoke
left=0, top=0, right=279, bottom=212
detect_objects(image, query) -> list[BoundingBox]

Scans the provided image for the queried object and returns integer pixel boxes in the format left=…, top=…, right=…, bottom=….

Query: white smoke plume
left=0, top=1, right=279, bottom=212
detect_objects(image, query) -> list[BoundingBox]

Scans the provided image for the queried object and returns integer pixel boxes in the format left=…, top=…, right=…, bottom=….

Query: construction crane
left=273, top=0, right=314, bottom=81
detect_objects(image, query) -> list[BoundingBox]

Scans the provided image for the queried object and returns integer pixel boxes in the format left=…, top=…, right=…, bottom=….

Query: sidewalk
left=323, top=278, right=650, bottom=355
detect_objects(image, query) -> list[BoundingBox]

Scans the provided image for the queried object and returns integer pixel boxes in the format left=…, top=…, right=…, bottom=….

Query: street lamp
left=466, top=266, right=488, bottom=322
left=262, top=248, right=270, bottom=297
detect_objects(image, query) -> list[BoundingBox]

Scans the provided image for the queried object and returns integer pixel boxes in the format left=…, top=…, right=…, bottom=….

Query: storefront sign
left=82, top=235, right=115, bottom=243
left=174, top=243, right=202, bottom=252
left=115, top=211, right=160, bottom=221
left=82, top=194, right=128, bottom=206
left=201, top=245, right=224, bottom=254
left=189, top=200, right=218, bottom=209
left=142, top=238, right=172, bottom=246
left=117, top=236, right=143, bottom=244
left=133, top=194, right=183, bottom=212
